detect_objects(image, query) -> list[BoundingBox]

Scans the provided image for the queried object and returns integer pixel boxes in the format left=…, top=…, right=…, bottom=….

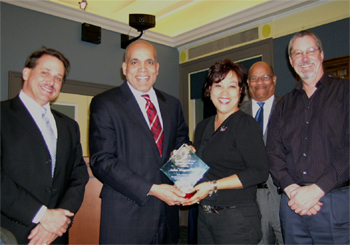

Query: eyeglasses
left=291, top=47, right=319, bottom=58
left=248, top=75, right=273, bottom=82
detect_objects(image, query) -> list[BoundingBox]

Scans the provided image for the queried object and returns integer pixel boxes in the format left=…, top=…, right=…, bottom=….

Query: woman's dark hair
left=24, top=47, right=70, bottom=81
left=204, top=59, right=246, bottom=105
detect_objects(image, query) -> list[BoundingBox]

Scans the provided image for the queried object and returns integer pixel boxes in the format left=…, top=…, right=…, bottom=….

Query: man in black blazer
left=240, top=61, right=283, bottom=244
left=1, top=48, right=89, bottom=245
left=89, top=40, right=191, bottom=244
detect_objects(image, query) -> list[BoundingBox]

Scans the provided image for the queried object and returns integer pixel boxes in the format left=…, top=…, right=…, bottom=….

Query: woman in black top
left=182, top=59, right=269, bottom=244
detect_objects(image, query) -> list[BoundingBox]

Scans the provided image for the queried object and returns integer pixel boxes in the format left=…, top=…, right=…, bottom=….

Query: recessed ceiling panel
left=154, top=0, right=269, bottom=36
left=50, top=0, right=270, bottom=37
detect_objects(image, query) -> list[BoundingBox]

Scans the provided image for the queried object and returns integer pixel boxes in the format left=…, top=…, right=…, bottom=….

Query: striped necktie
left=142, top=94, right=164, bottom=156
left=255, top=102, right=265, bottom=130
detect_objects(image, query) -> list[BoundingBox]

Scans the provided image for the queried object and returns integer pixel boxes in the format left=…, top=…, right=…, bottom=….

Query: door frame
left=8, top=71, right=114, bottom=99
left=179, top=38, right=273, bottom=125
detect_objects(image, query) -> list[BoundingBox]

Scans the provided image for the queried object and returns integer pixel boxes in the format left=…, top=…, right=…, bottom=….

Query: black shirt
left=194, top=110, right=269, bottom=206
left=266, top=74, right=349, bottom=194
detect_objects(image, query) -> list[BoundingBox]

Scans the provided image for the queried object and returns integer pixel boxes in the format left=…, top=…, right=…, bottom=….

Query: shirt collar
left=19, top=90, right=49, bottom=113
left=318, top=73, right=331, bottom=89
left=252, top=94, right=275, bottom=105
left=127, top=81, right=156, bottom=99
left=295, top=72, right=329, bottom=93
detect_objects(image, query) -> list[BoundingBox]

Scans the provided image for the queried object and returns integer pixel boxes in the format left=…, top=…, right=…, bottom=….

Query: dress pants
left=256, top=175, right=284, bottom=244
left=197, top=203, right=262, bottom=244
left=188, top=205, right=198, bottom=244
left=280, top=186, right=349, bottom=244
left=150, top=216, right=174, bottom=244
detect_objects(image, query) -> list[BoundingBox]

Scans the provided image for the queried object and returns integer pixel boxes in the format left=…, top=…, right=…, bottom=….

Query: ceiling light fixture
left=78, top=0, right=88, bottom=11
left=121, top=14, right=156, bottom=49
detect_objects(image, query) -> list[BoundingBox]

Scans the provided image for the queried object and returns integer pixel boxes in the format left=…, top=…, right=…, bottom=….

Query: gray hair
left=288, top=30, right=323, bottom=57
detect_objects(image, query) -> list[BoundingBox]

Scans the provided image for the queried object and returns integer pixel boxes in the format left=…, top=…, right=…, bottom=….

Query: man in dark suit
left=240, top=61, right=283, bottom=244
left=89, top=40, right=191, bottom=244
left=1, top=47, right=89, bottom=245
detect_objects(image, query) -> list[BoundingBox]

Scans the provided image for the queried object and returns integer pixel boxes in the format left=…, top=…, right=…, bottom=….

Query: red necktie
left=142, top=94, right=164, bottom=156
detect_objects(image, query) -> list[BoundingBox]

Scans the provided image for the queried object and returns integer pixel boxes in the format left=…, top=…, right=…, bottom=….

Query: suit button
left=46, top=187, right=52, bottom=193
left=46, top=160, right=52, bottom=164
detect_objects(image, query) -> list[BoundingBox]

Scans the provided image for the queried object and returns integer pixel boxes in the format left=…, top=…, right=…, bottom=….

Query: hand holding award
left=160, top=144, right=209, bottom=198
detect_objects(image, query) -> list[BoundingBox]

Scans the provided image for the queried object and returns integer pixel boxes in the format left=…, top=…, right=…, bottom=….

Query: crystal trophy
left=160, top=144, right=209, bottom=198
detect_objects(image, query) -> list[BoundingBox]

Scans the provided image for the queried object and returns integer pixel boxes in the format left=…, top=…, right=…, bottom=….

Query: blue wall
left=1, top=3, right=348, bottom=101
left=273, top=18, right=350, bottom=96
left=0, top=2, right=179, bottom=101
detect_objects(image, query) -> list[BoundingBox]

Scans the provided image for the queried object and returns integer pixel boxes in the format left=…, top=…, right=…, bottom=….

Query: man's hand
left=39, top=209, right=74, bottom=236
left=28, top=223, right=58, bottom=245
left=284, top=183, right=300, bottom=199
left=287, top=184, right=325, bottom=216
left=148, top=184, right=187, bottom=206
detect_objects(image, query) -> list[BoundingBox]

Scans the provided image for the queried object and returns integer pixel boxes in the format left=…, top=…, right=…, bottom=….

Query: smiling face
left=247, top=62, right=276, bottom=102
left=122, top=41, right=159, bottom=93
left=210, top=71, right=241, bottom=118
left=289, top=35, right=324, bottom=83
left=22, top=54, right=64, bottom=106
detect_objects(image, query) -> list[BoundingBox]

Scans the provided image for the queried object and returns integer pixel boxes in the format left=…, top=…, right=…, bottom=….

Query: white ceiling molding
left=176, top=0, right=330, bottom=51
left=4, top=0, right=330, bottom=49
left=3, top=0, right=173, bottom=46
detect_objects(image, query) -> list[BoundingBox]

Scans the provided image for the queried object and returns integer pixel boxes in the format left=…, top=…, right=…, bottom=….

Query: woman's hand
left=181, top=182, right=211, bottom=206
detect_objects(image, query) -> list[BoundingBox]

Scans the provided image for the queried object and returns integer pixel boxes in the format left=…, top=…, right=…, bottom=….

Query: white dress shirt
left=252, top=95, right=275, bottom=135
left=127, top=82, right=164, bottom=128
left=19, top=90, right=59, bottom=223
left=19, top=90, right=58, bottom=138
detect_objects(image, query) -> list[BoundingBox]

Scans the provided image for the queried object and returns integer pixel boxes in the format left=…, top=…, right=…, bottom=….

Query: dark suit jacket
left=89, top=82, right=191, bottom=244
left=240, top=96, right=281, bottom=198
left=1, top=95, right=89, bottom=244
left=240, top=96, right=280, bottom=143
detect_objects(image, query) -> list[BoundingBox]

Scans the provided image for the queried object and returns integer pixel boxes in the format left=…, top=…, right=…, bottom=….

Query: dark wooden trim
left=8, top=71, right=114, bottom=99
left=8, top=71, right=23, bottom=99
left=179, top=38, right=273, bottom=124
left=323, top=55, right=349, bottom=79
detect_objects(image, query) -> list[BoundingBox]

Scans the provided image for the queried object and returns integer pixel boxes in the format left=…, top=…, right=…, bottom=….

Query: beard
left=295, top=61, right=318, bottom=80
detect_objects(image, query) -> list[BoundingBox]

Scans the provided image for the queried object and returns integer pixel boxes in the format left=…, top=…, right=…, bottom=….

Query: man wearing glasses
left=266, top=30, right=349, bottom=244
left=241, top=61, right=283, bottom=245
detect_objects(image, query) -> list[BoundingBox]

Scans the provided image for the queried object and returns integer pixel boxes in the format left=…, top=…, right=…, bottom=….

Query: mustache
left=298, top=61, right=314, bottom=66
left=254, top=85, right=267, bottom=89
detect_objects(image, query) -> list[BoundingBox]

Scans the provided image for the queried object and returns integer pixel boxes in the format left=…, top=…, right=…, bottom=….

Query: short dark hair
left=204, top=59, right=246, bottom=105
left=24, top=47, right=70, bottom=81
left=288, top=30, right=323, bottom=57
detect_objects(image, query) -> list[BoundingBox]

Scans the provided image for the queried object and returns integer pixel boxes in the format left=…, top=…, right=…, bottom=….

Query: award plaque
left=160, top=144, right=209, bottom=198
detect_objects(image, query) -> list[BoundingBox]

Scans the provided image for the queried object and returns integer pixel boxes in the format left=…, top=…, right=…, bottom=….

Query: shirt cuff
left=32, top=205, right=47, bottom=224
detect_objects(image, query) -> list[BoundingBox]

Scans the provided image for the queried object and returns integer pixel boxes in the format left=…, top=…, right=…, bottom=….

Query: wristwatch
left=208, top=180, right=218, bottom=197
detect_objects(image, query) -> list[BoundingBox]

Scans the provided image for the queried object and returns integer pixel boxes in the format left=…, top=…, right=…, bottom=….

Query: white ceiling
left=5, top=0, right=326, bottom=49
left=53, top=0, right=273, bottom=37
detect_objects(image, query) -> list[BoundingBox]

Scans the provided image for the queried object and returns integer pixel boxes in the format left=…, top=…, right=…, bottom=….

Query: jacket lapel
left=156, top=90, right=170, bottom=157
left=11, top=96, right=54, bottom=179
left=241, top=99, right=253, bottom=116
left=120, top=83, right=157, bottom=148
left=10, top=96, right=48, bottom=149
left=53, top=110, right=66, bottom=174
